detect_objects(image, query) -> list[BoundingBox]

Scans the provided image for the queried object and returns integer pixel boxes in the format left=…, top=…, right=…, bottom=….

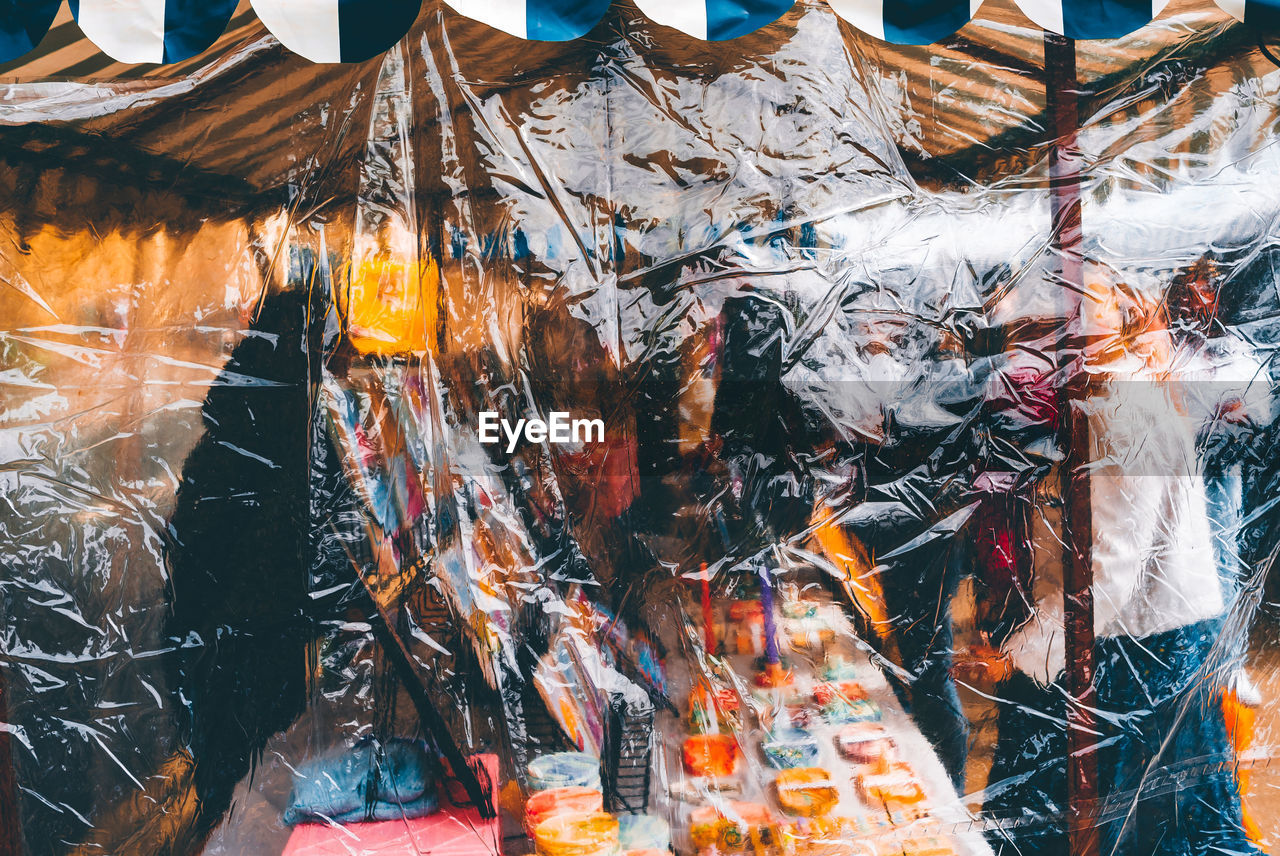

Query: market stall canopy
left=0, top=0, right=1276, bottom=66
left=0, top=0, right=1263, bottom=214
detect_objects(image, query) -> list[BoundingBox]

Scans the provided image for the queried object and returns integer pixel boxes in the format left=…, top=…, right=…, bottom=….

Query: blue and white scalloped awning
left=0, top=0, right=1270, bottom=65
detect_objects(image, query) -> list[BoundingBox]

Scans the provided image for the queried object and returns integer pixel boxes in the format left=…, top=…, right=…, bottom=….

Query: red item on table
left=682, top=733, right=739, bottom=778
left=524, top=786, right=604, bottom=833
left=713, top=687, right=740, bottom=714
left=835, top=723, right=895, bottom=767
left=812, top=681, right=867, bottom=706
left=753, top=662, right=794, bottom=688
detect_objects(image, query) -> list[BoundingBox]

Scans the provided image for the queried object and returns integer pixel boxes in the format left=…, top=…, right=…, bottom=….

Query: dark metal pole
left=1043, top=32, right=1099, bottom=856
left=0, top=669, right=22, bottom=856
left=360, top=585, right=497, bottom=818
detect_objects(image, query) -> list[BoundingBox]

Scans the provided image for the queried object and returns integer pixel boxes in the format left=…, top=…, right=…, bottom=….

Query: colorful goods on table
left=835, top=724, right=896, bottom=767
left=525, top=787, right=605, bottom=832
left=523, top=750, right=675, bottom=856
left=688, top=802, right=777, bottom=852
left=653, top=572, right=981, bottom=856
left=506, top=567, right=985, bottom=856
left=762, top=729, right=822, bottom=769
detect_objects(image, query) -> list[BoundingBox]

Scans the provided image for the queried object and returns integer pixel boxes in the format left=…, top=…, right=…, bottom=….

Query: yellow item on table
left=729, top=601, right=765, bottom=657
left=855, top=764, right=926, bottom=808
left=773, top=768, right=839, bottom=817
left=689, top=802, right=776, bottom=852
left=779, top=816, right=878, bottom=856
left=534, top=812, right=621, bottom=856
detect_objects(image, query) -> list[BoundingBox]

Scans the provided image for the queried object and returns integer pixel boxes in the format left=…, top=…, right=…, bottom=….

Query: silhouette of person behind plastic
left=164, top=284, right=363, bottom=852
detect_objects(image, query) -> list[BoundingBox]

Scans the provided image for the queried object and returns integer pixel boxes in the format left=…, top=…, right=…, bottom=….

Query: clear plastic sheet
left=2, top=2, right=1280, bottom=855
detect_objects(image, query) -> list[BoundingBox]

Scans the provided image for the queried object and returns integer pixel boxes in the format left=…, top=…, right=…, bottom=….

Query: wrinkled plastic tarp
left=2, top=2, right=1280, bottom=856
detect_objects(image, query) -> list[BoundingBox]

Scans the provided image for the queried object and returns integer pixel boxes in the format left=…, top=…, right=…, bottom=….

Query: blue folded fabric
left=284, top=738, right=439, bottom=825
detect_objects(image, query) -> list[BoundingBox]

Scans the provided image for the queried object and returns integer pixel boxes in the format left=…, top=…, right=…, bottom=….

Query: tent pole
left=0, top=669, right=21, bottom=856
left=1043, top=31, right=1100, bottom=856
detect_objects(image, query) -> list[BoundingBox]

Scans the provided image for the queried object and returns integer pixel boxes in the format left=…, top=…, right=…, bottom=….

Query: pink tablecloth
left=282, top=756, right=500, bottom=856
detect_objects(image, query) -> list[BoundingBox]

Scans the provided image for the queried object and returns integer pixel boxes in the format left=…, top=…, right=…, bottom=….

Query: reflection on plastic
left=1, top=4, right=1278, bottom=856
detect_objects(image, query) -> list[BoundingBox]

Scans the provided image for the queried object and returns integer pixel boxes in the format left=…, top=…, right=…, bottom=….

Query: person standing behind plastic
left=797, top=298, right=981, bottom=790
left=977, top=265, right=1260, bottom=856
left=1164, top=256, right=1272, bottom=844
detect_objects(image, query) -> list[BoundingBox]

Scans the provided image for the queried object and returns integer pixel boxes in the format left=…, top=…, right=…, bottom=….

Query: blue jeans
left=1206, top=466, right=1249, bottom=670
left=984, top=617, right=1256, bottom=856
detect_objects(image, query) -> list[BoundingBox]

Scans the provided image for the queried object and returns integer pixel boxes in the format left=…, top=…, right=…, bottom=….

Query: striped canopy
left=0, top=0, right=1274, bottom=65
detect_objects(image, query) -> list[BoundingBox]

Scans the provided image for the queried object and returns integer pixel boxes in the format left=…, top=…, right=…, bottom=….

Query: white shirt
left=1172, top=332, right=1272, bottom=432
left=1004, top=350, right=1225, bottom=684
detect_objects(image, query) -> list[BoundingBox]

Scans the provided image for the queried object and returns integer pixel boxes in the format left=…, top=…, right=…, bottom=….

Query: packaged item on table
left=781, top=598, right=835, bottom=650
left=812, top=681, right=876, bottom=724
left=534, top=812, right=621, bottom=856
left=669, top=776, right=743, bottom=803
left=783, top=704, right=817, bottom=730
left=779, top=815, right=877, bottom=856
left=854, top=764, right=926, bottom=808
left=712, top=688, right=742, bottom=717
left=788, top=838, right=876, bottom=856
left=886, top=802, right=931, bottom=825
left=821, top=656, right=860, bottom=682
left=619, top=813, right=671, bottom=851
left=762, top=729, right=821, bottom=769
left=750, top=665, right=802, bottom=710
left=812, top=682, right=867, bottom=706
left=753, top=661, right=795, bottom=689
left=823, top=698, right=881, bottom=725
left=834, top=723, right=895, bottom=767
left=729, top=601, right=765, bottom=656
left=525, top=786, right=604, bottom=833
left=787, top=620, right=836, bottom=651
left=529, top=752, right=602, bottom=791
left=683, top=734, right=740, bottom=778
left=781, top=600, right=818, bottom=620
left=773, top=768, right=840, bottom=817
left=688, top=802, right=777, bottom=852
left=690, top=696, right=716, bottom=734
left=691, top=686, right=741, bottom=734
